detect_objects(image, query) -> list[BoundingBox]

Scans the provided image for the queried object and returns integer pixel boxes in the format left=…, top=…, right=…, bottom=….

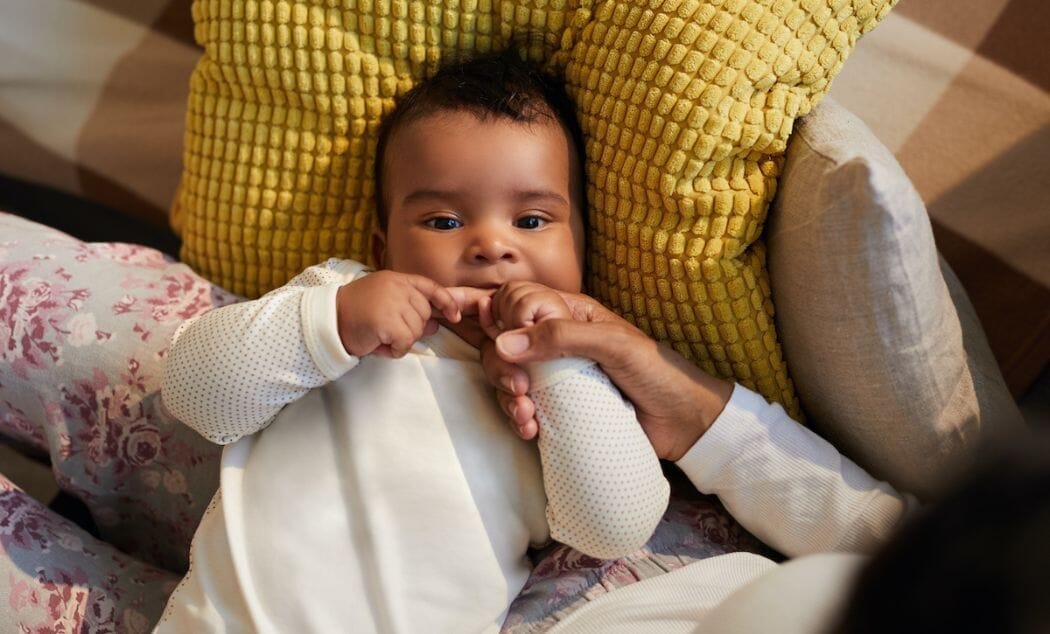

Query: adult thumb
left=494, top=319, right=623, bottom=366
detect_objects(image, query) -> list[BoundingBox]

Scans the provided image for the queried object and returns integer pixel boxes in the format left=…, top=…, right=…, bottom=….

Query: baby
left=156, top=51, right=669, bottom=633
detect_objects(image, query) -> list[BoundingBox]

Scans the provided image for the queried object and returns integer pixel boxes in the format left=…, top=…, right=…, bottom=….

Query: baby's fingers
left=374, top=311, right=428, bottom=358
left=447, top=286, right=497, bottom=320
left=404, top=275, right=461, bottom=322
left=491, top=283, right=569, bottom=330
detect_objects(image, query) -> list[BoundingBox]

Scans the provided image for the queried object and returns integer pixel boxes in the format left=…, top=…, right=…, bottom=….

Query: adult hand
left=479, top=292, right=734, bottom=462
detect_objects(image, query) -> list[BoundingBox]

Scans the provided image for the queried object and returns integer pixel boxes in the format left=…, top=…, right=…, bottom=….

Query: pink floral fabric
left=1, top=473, right=179, bottom=633
left=0, top=211, right=774, bottom=631
left=0, top=213, right=235, bottom=574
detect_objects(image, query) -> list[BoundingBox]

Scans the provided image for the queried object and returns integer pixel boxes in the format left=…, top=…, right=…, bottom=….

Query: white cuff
left=526, top=357, right=596, bottom=392
left=301, top=283, right=359, bottom=381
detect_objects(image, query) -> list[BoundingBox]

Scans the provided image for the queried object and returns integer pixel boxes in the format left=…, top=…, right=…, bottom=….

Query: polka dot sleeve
left=530, top=360, right=670, bottom=560
left=162, top=259, right=367, bottom=444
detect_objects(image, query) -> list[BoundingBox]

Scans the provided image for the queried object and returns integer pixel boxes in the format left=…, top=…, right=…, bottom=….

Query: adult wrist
left=696, top=376, right=733, bottom=434
left=664, top=371, right=734, bottom=462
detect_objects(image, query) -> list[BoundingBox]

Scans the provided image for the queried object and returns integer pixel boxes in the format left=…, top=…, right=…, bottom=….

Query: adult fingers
left=480, top=337, right=530, bottom=396
left=480, top=338, right=537, bottom=439
left=556, top=291, right=622, bottom=325
left=497, top=392, right=538, bottom=440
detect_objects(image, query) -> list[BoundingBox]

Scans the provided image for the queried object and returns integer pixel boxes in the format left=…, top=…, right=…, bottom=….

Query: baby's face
left=375, top=110, right=585, bottom=294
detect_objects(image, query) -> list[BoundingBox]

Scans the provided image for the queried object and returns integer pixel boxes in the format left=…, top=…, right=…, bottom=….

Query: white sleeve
left=162, top=259, right=368, bottom=444
left=528, top=358, right=670, bottom=560
left=675, top=385, right=921, bottom=557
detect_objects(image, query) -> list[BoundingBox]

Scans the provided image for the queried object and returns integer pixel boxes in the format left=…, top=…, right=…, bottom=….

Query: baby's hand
left=480, top=281, right=572, bottom=339
left=336, top=271, right=462, bottom=358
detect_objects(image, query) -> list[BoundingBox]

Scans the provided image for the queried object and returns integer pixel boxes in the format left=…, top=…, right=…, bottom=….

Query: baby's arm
left=164, top=260, right=463, bottom=444
left=163, top=259, right=367, bottom=443
left=530, top=361, right=670, bottom=559
left=486, top=283, right=669, bottom=559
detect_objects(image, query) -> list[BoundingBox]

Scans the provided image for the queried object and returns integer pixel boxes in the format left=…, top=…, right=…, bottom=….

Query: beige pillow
left=767, top=97, right=1024, bottom=499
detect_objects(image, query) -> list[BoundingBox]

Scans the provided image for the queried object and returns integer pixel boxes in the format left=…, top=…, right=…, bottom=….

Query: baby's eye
left=424, top=216, right=463, bottom=230
left=515, top=215, right=548, bottom=230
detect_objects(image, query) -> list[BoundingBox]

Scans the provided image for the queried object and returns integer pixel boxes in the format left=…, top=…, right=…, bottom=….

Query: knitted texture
left=173, top=0, right=897, bottom=417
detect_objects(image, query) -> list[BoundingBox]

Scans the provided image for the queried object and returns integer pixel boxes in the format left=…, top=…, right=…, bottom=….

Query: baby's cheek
left=388, top=251, right=455, bottom=286
left=538, top=263, right=584, bottom=295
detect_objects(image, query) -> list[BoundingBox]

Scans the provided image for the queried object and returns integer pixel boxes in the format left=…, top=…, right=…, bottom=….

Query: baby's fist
left=336, top=271, right=460, bottom=357
left=485, top=281, right=571, bottom=336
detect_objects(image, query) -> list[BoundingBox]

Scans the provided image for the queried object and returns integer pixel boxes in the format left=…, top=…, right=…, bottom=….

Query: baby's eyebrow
left=401, top=188, right=459, bottom=205
left=513, top=189, right=569, bottom=207
left=400, top=188, right=569, bottom=207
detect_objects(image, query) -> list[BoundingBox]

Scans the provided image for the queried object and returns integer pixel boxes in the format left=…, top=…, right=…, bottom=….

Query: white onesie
left=156, top=259, right=670, bottom=633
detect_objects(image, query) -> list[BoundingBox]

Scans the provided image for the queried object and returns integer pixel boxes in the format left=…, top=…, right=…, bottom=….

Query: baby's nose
left=469, top=229, right=517, bottom=263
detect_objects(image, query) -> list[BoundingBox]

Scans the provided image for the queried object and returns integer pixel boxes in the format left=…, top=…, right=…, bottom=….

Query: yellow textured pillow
left=173, top=0, right=897, bottom=418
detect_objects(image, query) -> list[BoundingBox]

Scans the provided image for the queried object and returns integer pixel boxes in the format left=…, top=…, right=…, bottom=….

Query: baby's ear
left=370, top=228, right=387, bottom=268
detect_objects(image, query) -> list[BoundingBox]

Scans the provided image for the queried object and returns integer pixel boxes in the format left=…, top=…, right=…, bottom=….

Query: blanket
left=827, top=0, right=1050, bottom=395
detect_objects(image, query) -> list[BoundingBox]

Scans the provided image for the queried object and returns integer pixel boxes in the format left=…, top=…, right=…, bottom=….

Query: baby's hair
left=373, top=47, right=587, bottom=229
